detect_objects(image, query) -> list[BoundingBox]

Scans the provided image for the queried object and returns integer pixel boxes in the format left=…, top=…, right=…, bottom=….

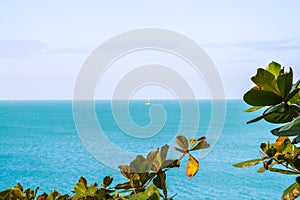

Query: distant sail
left=145, top=99, right=151, bottom=105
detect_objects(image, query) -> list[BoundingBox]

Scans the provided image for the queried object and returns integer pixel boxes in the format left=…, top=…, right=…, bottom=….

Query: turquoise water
left=0, top=100, right=296, bottom=199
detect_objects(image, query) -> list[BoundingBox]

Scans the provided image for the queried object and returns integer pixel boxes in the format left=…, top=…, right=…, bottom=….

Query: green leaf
left=247, top=115, right=264, bottom=124
left=233, top=158, right=263, bottom=168
left=161, top=159, right=180, bottom=169
left=280, top=116, right=300, bottom=132
left=160, top=145, right=169, bottom=167
left=269, top=167, right=299, bottom=175
left=78, top=176, right=88, bottom=189
left=257, top=167, right=266, bottom=173
left=251, top=68, right=280, bottom=94
left=282, top=182, right=300, bottom=200
left=243, top=89, right=283, bottom=106
left=243, top=106, right=264, bottom=112
left=114, top=182, right=131, bottom=190
left=176, top=135, right=188, bottom=150
left=153, top=172, right=167, bottom=197
left=190, top=141, right=210, bottom=151
left=291, top=79, right=300, bottom=91
left=277, top=67, right=293, bottom=97
left=102, top=176, right=113, bottom=188
left=128, top=184, right=160, bottom=200
left=263, top=104, right=300, bottom=124
left=74, top=183, right=86, bottom=196
left=266, top=61, right=281, bottom=78
left=130, top=154, right=155, bottom=173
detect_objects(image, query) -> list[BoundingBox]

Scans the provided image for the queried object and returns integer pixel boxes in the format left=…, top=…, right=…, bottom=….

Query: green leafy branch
left=234, top=61, right=300, bottom=200
left=0, top=135, right=209, bottom=200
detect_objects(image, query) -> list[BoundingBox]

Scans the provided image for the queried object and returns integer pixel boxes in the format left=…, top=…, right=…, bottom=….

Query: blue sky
left=1, top=1, right=300, bottom=99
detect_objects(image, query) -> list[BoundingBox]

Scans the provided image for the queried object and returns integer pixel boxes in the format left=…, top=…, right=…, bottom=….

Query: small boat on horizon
left=145, top=99, right=151, bottom=105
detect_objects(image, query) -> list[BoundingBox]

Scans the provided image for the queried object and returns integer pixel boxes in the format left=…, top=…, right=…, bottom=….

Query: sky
left=1, top=0, right=300, bottom=99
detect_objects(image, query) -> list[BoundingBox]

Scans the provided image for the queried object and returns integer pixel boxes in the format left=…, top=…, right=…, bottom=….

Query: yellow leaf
left=186, top=155, right=199, bottom=178
left=189, top=139, right=197, bottom=146
left=275, top=136, right=290, bottom=152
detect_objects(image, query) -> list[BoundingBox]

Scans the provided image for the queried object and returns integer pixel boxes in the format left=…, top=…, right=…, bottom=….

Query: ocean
left=0, top=100, right=296, bottom=199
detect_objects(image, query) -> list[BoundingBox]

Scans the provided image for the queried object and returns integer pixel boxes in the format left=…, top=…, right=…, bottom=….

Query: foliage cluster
left=234, top=61, right=300, bottom=200
left=0, top=135, right=209, bottom=200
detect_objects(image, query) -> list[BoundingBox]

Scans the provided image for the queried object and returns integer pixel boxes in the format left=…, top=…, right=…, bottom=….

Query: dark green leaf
left=233, top=158, right=263, bottom=168
left=263, top=104, right=299, bottom=124
left=279, top=116, right=300, bottom=132
left=162, top=159, right=180, bottom=169
left=285, top=88, right=300, bottom=103
left=266, top=148, right=277, bottom=157
left=102, top=176, right=113, bottom=188
left=271, top=126, right=300, bottom=137
left=176, top=135, right=188, bottom=150
left=153, top=172, right=167, bottom=197
left=243, top=89, right=283, bottom=106
left=247, top=115, right=264, bottom=124
left=277, top=67, right=293, bottom=97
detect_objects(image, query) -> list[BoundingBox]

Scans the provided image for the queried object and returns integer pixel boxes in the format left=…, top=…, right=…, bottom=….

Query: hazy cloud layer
left=0, top=40, right=48, bottom=58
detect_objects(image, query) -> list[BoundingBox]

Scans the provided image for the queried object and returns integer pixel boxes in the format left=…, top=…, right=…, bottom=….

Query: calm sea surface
left=0, top=100, right=295, bottom=199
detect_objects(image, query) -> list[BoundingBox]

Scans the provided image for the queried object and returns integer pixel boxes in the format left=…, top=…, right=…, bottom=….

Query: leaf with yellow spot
left=186, top=154, right=199, bottom=178
left=275, top=136, right=290, bottom=152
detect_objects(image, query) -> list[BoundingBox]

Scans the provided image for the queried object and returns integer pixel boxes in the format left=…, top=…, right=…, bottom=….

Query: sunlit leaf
left=251, top=68, right=280, bottom=94
left=257, top=167, right=266, bottom=173
left=176, top=135, right=188, bottom=150
left=285, top=88, right=300, bottom=103
left=189, top=137, right=206, bottom=145
left=74, top=183, right=86, bottom=196
left=128, top=184, right=160, bottom=200
left=233, top=158, right=263, bottom=168
left=266, top=61, right=281, bottom=78
left=186, top=154, right=199, bottom=178
left=243, top=106, right=264, bottom=112
left=275, top=137, right=290, bottom=150
left=78, top=176, right=88, bottom=189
